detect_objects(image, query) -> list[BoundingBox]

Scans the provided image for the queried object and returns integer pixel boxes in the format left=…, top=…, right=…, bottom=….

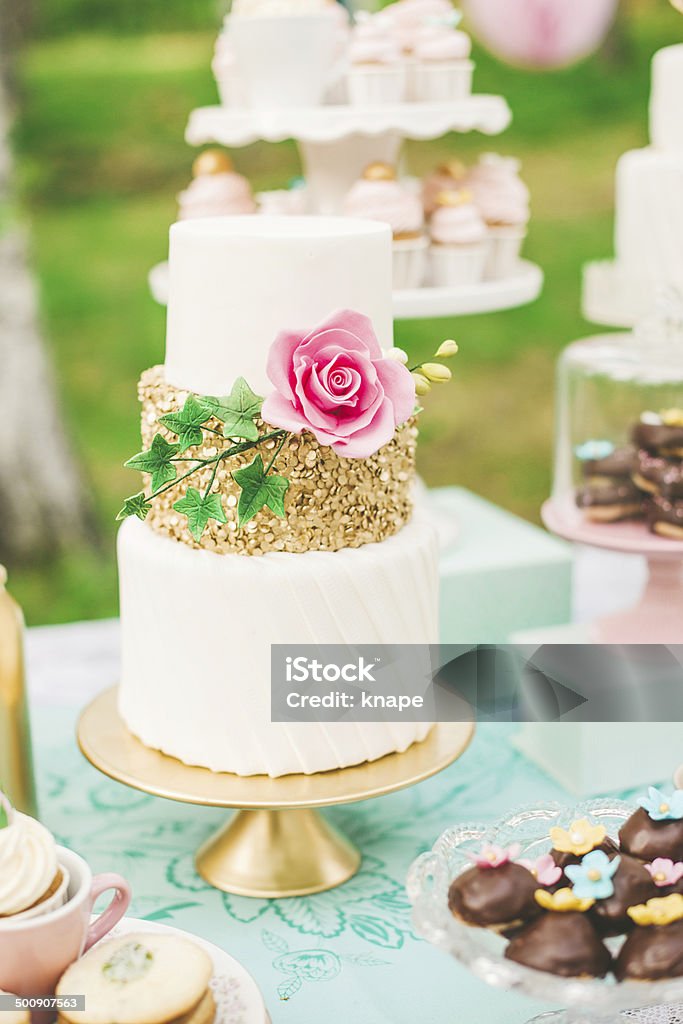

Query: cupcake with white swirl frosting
left=0, top=792, right=68, bottom=921
left=344, top=162, right=427, bottom=289
left=466, top=153, right=530, bottom=280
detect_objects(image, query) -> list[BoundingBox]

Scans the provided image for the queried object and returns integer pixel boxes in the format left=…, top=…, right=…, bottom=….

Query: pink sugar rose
left=261, top=309, right=416, bottom=459
left=519, top=853, right=562, bottom=887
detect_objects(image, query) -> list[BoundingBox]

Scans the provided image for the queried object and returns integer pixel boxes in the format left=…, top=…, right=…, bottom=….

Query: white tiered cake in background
left=584, top=43, right=683, bottom=327
left=118, top=216, right=438, bottom=778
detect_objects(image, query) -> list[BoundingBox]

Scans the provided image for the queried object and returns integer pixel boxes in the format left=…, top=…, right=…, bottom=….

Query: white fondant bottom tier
left=118, top=518, right=438, bottom=777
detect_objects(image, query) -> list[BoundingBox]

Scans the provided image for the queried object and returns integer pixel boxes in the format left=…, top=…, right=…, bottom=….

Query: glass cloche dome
left=552, top=290, right=683, bottom=539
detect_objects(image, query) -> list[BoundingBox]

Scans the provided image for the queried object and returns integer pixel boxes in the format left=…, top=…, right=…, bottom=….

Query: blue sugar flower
left=574, top=439, right=615, bottom=462
left=639, top=787, right=683, bottom=821
left=565, top=850, right=620, bottom=900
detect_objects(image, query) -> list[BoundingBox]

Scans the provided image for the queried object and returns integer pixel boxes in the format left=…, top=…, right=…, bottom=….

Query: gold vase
left=0, top=566, right=37, bottom=817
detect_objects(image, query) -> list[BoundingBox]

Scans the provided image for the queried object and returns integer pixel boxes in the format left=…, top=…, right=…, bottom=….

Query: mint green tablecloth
left=33, top=709, right=644, bottom=1024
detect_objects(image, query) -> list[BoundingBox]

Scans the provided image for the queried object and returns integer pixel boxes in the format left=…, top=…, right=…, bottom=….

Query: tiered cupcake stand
left=78, top=687, right=473, bottom=898
left=149, top=96, right=543, bottom=318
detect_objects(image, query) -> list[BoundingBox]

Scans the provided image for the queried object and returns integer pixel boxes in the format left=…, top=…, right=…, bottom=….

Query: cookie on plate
left=619, top=788, right=683, bottom=862
left=0, top=992, right=29, bottom=1024
left=615, top=894, right=683, bottom=981
left=56, top=934, right=214, bottom=1024
left=574, top=444, right=642, bottom=523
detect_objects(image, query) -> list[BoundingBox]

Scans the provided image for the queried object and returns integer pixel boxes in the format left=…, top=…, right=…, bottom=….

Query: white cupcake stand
left=149, top=96, right=543, bottom=319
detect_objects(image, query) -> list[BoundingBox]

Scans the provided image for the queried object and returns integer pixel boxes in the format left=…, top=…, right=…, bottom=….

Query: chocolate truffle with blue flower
left=548, top=818, right=619, bottom=876
left=505, top=888, right=612, bottom=978
left=614, top=893, right=683, bottom=981
left=560, top=847, right=661, bottom=939
left=619, top=787, right=683, bottom=862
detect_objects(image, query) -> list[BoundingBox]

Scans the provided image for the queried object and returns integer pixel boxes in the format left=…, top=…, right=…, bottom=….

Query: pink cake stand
left=542, top=498, right=683, bottom=643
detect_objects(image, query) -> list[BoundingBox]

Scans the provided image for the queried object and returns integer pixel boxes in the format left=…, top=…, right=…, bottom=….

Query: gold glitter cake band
left=139, top=367, right=417, bottom=555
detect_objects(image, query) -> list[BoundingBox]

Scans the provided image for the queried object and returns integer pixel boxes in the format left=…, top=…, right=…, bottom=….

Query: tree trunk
left=0, top=3, right=98, bottom=564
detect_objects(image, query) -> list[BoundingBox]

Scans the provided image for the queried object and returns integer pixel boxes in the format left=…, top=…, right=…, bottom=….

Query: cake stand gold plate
left=78, top=687, right=474, bottom=899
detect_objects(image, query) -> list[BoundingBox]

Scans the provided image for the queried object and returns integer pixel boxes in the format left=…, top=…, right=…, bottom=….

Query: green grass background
left=8, top=0, right=683, bottom=624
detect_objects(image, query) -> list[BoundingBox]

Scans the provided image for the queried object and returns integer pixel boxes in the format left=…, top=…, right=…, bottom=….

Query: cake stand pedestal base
left=77, top=687, right=473, bottom=898
left=197, top=807, right=360, bottom=898
left=542, top=500, right=683, bottom=644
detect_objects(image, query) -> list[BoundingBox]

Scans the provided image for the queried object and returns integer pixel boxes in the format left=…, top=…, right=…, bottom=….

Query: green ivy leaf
left=116, top=492, right=153, bottom=522
left=173, top=487, right=227, bottom=542
left=159, top=395, right=212, bottom=452
left=233, top=454, right=289, bottom=527
left=125, top=434, right=179, bottom=491
left=203, top=378, right=263, bottom=442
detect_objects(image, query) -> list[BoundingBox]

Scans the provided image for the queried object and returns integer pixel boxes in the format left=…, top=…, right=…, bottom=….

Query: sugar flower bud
left=412, top=372, right=431, bottom=396
left=421, top=362, right=452, bottom=383
left=435, top=339, right=458, bottom=358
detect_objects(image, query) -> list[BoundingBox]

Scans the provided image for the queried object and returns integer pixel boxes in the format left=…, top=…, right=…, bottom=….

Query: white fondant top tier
left=164, top=216, right=393, bottom=396
left=650, top=44, right=683, bottom=152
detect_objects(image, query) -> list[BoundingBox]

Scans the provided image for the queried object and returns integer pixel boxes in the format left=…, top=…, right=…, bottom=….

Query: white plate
left=107, top=917, right=269, bottom=1024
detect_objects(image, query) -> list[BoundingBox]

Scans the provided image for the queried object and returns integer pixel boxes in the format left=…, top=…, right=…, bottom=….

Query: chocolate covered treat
left=574, top=443, right=642, bottom=522
left=644, top=494, right=683, bottom=539
left=505, top=889, right=612, bottom=978
left=448, top=844, right=539, bottom=932
left=588, top=854, right=659, bottom=937
left=619, top=789, right=683, bottom=862
left=632, top=411, right=683, bottom=458
left=633, top=450, right=683, bottom=500
left=615, top=894, right=683, bottom=981
left=549, top=818, right=619, bottom=875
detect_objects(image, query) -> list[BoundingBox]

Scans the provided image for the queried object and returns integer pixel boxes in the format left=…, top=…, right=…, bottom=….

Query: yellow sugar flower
left=535, top=887, right=595, bottom=913
left=549, top=819, right=606, bottom=856
left=661, top=408, right=683, bottom=428
left=627, top=893, right=683, bottom=927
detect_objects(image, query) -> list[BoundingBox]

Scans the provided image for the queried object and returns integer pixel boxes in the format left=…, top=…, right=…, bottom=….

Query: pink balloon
left=462, top=0, right=619, bottom=69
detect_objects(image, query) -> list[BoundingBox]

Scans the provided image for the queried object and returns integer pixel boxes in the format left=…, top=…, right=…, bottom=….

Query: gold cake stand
left=78, top=687, right=474, bottom=899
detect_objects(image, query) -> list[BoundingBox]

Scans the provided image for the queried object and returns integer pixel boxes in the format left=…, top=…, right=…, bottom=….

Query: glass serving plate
left=407, top=799, right=683, bottom=1024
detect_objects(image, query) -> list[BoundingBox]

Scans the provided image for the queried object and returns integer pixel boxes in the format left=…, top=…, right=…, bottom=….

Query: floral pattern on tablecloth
left=33, top=711, right=644, bottom=1013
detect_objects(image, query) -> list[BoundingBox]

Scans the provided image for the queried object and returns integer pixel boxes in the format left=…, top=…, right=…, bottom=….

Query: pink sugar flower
left=645, top=858, right=683, bottom=888
left=519, top=853, right=562, bottom=887
left=466, top=843, right=522, bottom=869
left=262, top=309, right=416, bottom=459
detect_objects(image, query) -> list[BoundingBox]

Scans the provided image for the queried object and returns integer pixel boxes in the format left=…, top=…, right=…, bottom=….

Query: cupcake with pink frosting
left=422, top=159, right=468, bottom=218
left=389, top=0, right=457, bottom=55
left=429, top=189, right=488, bottom=286
left=177, top=150, right=257, bottom=221
left=467, top=153, right=530, bottom=279
left=412, top=21, right=472, bottom=102
left=344, top=162, right=427, bottom=289
left=347, top=13, right=407, bottom=106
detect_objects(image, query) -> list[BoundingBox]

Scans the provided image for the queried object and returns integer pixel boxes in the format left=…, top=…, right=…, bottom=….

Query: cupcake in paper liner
left=344, top=162, right=427, bottom=289
left=422, top=158, right=468, bottom=218
left=0, top=791, right=69, bottom=922
left=347, top=14, right=407, bottom=106
left=429, top=189, right=488, bottom=287
left=177, top=151, right=257, bottom=220
left=411, top=22, right=472, bottom=102
left=467, top=153, right=530, bottom=280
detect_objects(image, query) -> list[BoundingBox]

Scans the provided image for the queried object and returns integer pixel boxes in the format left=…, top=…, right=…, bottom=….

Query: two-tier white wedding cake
left=117, top=216, right=439, bottom=777
left=584, top=44, right=683, bottom=325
